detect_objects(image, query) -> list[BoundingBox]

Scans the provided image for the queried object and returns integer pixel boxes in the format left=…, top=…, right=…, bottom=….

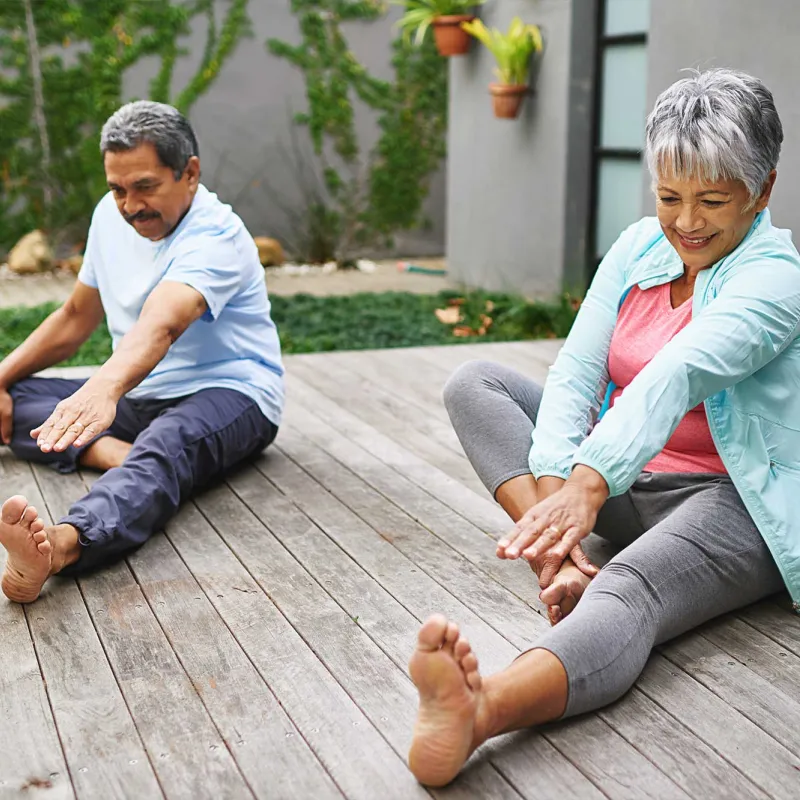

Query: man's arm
left=34, top=281, right=207, bottom=453
left=0, top=282, right=105, bottom=444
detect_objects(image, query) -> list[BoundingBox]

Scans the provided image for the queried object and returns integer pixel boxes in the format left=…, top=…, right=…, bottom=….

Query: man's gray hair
left=645, top=68, right=783, bottom=207
left=100, top=100, right=199, bottom=180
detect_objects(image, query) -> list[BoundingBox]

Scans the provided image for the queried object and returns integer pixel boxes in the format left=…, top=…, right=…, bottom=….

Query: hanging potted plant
left=461, top=17, right=543, bottom=118
left=394, top=0, right=487, bottom=57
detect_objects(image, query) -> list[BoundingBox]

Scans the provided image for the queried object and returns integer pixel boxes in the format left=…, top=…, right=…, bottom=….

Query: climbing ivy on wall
left=267, top=0, right=448, bottom=262
left=0, top=0, right=250, bottom=252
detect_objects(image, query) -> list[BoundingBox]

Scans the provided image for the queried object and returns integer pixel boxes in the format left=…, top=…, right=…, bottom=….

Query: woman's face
left=655, top=169, right=776, bottom=270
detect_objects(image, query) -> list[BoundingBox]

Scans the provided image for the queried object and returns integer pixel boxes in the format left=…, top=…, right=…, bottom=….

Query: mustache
left=124, top=210, right=160, bottom=224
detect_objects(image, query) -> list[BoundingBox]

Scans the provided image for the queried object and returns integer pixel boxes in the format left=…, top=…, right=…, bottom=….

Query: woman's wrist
left=567, top=465, right=609, bottom=508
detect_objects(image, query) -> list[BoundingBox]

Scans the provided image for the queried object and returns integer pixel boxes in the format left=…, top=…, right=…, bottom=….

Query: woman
left=407, top=68, right=800, bottom=787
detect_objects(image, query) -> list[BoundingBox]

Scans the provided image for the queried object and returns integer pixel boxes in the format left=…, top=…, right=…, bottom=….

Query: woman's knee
left=442, top=360, right=507, bottom=413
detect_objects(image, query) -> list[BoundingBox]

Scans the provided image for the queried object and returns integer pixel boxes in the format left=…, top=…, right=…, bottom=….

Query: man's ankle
left=48, top=524, right=81, bottom=575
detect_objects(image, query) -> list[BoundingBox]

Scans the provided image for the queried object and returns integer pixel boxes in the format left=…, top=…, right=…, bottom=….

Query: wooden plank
left=543, top=715, right=690, bottom=800
left=739, top=600, right=800, bottom=658
left=702, top=615, right=800, bottom=706
left=299, top=351, right=467, bottom=457
left=226, top=458, right=518, bottom=677
left=267, top=432, right=543, bottom=657
left=192, top=482, right=434, bottom=799
left=285, top=373, right=510, bottom=536
left=600, top=685, right=768, bottom=799
left=662, top=632, right=800, bottom=759
left=638, top=649, right=800, bottom=798
left=126, top=534, right=343, bottom=800
left=33, top=465, right=254, bottom=800
left=279, top=412, right=543, bottom=613
left=287, top=357, right=488, bottom=496
left=17, top=462, right=163, bottom=800
left=0, top=455, right=74, bottom=800
left=166, top=501, right=431, bottom=800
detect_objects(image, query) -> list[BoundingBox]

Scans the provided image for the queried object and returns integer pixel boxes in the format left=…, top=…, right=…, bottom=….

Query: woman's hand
left=497, top=466, right=609, bottom=587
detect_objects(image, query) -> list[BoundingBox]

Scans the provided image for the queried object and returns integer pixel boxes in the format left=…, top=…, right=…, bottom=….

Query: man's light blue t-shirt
left=78, top=185, right=284, bottom=426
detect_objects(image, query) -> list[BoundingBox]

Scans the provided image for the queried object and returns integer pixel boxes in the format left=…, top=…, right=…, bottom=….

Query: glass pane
left=599, top=44, right=648, bottom=150
left=595, top=158, right=644, bottom=257
left=604, top=0, right=650, bottom=35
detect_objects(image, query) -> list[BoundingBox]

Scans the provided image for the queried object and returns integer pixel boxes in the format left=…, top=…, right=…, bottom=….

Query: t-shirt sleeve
left=161, top=236, right=244, bottom=321
left=77, top=207, right=103, bottom=288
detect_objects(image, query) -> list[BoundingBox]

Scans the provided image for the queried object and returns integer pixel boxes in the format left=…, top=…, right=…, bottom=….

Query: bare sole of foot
left=0, top=496, right=51, bottom=603
left=408, top=615, right=485, bottom=787
left=540, top=564, right=593, bottom=625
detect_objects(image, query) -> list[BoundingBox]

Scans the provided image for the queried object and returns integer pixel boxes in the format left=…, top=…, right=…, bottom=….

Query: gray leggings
left=444, top=360, right=783, bottom=717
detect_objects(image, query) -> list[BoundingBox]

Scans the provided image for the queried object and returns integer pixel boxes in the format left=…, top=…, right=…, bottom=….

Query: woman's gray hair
left=645, top=68, right=783, bottom=207
left=100, top=101, right=199, bottom=180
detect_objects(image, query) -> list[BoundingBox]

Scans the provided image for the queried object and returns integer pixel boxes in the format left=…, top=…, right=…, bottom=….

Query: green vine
left=0, top=0, right=250, bottom=252
left=267, top=0, right=448, bottom=262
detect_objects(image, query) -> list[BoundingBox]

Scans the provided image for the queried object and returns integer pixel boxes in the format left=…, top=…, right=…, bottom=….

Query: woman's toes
left=417, top=615, right=449, bottom=651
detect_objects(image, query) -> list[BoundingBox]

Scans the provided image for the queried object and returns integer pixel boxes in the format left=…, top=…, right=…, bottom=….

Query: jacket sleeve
left=574, top=245, right=800, bottom=496
left=528, top=221, right=640, bottom=480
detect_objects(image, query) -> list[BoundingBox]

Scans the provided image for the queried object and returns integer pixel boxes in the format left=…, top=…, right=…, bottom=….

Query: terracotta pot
left=432, top=15, right=474, bottom=56
left=489, top=83, right=529, bottom=119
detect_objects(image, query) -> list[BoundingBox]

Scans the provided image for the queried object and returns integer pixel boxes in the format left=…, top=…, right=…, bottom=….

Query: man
left=0, top=101, right=284, bottom=603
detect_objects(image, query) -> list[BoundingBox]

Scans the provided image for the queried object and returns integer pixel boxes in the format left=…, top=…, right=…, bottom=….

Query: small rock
left=356, top=259, right=377, bottom=273
left=7, top=230, right=54, bottom=274
left=58, top=255, right=83, bottom=275
left=253, top=237, right=285, bottom=267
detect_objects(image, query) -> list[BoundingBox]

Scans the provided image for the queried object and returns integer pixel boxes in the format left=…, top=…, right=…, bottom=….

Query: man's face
left=104, top=142, right=200, bottom=241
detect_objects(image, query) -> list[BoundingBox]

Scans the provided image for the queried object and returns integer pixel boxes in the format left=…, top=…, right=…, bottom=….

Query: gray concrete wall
left=645, top=0, right=800, bottom=235
left=445, top=0, right=578, bottom=298
left=124, top=1, right=445, bottom=258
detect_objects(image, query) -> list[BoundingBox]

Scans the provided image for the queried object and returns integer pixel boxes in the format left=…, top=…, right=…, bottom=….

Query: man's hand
left=31, top=380, right=120, bottom=453
left=497, top=466, right=608, bottom=587
left=0, top=388, right=13, bottom=445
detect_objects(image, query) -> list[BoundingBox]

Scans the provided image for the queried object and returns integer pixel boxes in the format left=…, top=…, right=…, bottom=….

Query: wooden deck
left=3, top=341, right=800, bottom=799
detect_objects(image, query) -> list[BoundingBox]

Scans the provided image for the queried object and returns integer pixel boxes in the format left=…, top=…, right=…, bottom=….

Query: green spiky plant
left=461, top=16, right=542, bottom=84
left=394, top=0, right=485, bottom=46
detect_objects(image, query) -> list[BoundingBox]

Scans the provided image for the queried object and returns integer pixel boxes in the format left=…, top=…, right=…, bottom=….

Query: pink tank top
left=607, top=282, right=726, bottom=474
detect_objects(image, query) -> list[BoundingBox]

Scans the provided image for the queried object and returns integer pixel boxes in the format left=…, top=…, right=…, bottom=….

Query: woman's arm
left=576, top=247, right=800, bottom=497
left=528, top=221, right=647, bottom=480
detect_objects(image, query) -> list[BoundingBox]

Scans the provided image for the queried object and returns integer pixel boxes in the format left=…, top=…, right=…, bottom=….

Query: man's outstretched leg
left=0, top=497, right=80, bottom=603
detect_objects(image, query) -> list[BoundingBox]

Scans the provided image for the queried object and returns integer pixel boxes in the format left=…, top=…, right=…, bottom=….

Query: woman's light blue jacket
left=529, top=209, right=800, bottom=610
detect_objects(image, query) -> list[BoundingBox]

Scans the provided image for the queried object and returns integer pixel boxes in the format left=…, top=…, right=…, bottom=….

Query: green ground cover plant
left=0, top=291, right=578, bottom=365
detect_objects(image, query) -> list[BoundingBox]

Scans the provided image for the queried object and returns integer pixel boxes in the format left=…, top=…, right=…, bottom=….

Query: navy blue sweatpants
left=9, top=377, right=278, bottom=573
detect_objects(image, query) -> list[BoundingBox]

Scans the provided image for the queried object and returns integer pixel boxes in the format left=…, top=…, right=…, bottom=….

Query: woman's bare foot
left=78, top=436, right=132, bottom=471
left=539, top=563, right=594, bottom=625
left=408, top=615, right=487, bottom=787
left=0, top=496, right=51, bottom=603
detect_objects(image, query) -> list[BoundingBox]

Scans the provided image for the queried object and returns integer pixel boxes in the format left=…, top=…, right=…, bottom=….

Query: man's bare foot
left=539, top=563, right=594, bottom=625
left=78, top=436, right=132, bottom=471
left=408, top=615, right=487, bottom=787
left=0, top=496, right=51, bottom=603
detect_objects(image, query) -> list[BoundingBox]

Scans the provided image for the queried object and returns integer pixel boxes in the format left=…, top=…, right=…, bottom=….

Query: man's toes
left=30, top=518, right=45, bottom=535
left=1, top=496, right=28, bottom=525
left=36, top=538, right=52, bottom=556
left=454, top=637, right=471, bottom=661
left=32, top=529, right=47, bottom=544
left=443, top=621, right=460, bottom=653
left=21, top=506, right=38, bottom=529
left=417, top=614, right=449, bottom=651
